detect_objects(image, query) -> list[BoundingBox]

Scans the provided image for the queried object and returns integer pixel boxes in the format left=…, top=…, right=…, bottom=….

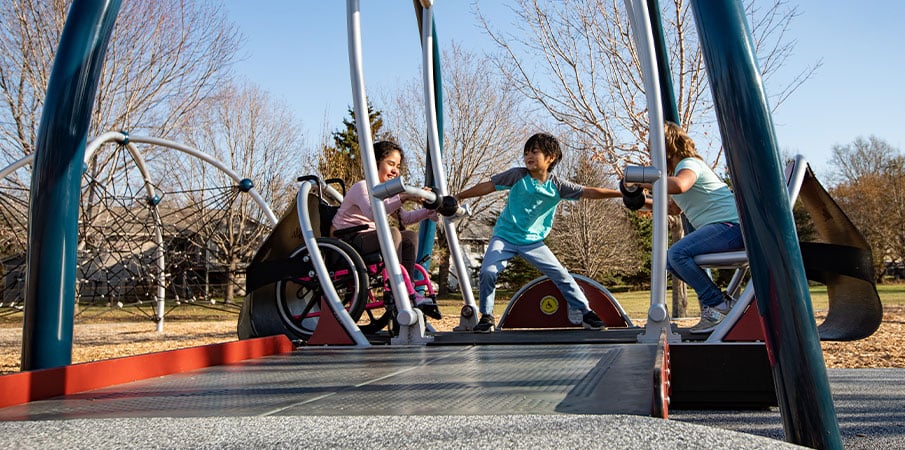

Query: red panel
left=307, top=297, right=357, bottom=345
left=723, top=301, right=767, bottom=342
left=651, top=330, right=670, bottom=419
left=501, top=278, right=629, bottom=329
left=0, top=334, right=293, bottom=408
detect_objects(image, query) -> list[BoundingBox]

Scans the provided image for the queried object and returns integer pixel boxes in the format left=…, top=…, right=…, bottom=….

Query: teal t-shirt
left=490, top=168, right=584, bottom=245
left=672, top=157, right=739, bottom=229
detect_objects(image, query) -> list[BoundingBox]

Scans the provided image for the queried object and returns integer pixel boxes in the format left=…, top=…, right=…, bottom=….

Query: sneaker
left=474, top=314, right=495, bottom=333
left=582, top=311, right=607, bottom=330
left=567, top=308, right=583, bottom=325
left=689, top=305, right=728, bottom=334
left=412, top=293, right=442, bottom=320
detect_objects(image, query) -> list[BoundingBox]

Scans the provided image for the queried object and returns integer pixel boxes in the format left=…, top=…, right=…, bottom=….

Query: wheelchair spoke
left=275, top=238, right=369, bottom=340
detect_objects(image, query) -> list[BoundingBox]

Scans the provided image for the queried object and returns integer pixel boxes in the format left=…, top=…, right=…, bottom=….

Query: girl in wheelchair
left=330, top=140, right=442, bottom=319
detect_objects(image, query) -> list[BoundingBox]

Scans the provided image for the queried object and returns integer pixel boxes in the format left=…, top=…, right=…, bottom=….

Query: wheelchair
left=273, top=176, right=440, bottom=340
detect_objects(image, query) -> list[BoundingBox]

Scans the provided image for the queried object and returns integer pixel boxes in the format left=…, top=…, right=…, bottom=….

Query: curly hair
left=664, top=121, right=702, bottom=173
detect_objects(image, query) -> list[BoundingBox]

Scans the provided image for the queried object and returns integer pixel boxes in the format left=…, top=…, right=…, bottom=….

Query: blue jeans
left=667, top=222, right=744, bottom=308
left=479, top=236, right=590, bottom=316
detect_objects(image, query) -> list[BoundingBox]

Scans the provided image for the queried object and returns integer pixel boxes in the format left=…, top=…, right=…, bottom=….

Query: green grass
left=0, top=301, right=242, bottom=325
left=437, top=282, right=905, bottom=320
left=4, top=283, right=902, bottom=325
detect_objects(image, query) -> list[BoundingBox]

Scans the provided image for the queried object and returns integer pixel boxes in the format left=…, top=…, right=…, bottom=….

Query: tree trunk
left=672, top=277, right=688, bottom=318
left=438, top=258, right=451, bottom=297
left=670, top=219, right=688, bottom=318
left=225, top=256, right=237, bottom=304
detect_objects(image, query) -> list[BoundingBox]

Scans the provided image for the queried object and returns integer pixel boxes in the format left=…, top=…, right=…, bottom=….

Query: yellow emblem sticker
left=539, top=296, right=559, bottom=315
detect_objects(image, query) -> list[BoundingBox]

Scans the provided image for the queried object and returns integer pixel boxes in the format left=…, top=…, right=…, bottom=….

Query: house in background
left=446, top=221, right=492, bottom=292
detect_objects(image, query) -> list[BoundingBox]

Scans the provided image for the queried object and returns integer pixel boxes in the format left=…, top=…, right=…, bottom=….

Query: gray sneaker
left=689, top=305, right=728, bottom=334
left=473, top=314, right=495, bottom=333
left=582, top=311, right=607, bottom=330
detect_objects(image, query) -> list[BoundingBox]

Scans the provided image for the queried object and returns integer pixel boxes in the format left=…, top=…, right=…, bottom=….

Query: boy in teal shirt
left=454, top=133, right=622, bottom=332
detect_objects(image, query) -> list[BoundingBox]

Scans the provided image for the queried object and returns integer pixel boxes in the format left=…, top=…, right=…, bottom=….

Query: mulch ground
left=1, top=305, right=903, bottom=375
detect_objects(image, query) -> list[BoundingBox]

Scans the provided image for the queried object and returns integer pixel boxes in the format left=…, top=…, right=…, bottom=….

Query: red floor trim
left=0, top=335, right=293, bottom=409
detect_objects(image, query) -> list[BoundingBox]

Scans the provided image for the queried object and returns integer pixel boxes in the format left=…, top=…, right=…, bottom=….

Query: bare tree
left=317, top=104, right=393, bottom=190
left=547, top=143, right=641, bottom=281
left=385, top=43, right=530, bottom=224
left=382, top=43, right=532, bottom=292
left=478, top=0, right=818, bottom=315
left=175, top=81, right=303, bottom=303
left=477, top=0, right=819, bottom=173
left=829, top=137, right=905, bottom=282
left=0, top=0, right=241, bottom=186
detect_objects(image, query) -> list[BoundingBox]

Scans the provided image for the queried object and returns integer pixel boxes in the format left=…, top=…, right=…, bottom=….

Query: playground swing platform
left=222, top=154, right=880, bottom=419
left=0, top=150, right=880, bottom=446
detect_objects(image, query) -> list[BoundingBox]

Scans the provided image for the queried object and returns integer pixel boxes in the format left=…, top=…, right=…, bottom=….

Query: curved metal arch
left=295, top=179, right=369, bottom=347
left=3, top=131, right=281, bottom=333
left=624, top=0, right=673, bottom=343
left=85, top=132, right=167, bottom=331
left=0, top=155, right=33, bottom=181
left=346, top=1, right=475, bottom=341
left=85, top=132, right=279, bottom=226
left=85, top=132, right=280, bottom=331
left=0, top=132, right=279, bottom=228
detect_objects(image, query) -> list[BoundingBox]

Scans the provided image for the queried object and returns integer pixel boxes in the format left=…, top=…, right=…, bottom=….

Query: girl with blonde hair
left=662, top=122, right=744, bottom=333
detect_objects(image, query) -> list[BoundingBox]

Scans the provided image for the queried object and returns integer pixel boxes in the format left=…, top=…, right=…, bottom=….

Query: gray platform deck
left=0, top=343, right=658, bottom=419
left=0, top=336, right=902, bottom=449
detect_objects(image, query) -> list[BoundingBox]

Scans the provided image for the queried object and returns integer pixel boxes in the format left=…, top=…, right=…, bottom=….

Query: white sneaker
left=567, top=308, right=583, bottom=325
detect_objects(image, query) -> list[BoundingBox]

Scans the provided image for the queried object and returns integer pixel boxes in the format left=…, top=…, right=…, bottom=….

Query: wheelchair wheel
left=358, top=307, right=392, bottom=334
left=275, top=238, right=369, bottom=340
left=357, top=289, right=394, bottom=335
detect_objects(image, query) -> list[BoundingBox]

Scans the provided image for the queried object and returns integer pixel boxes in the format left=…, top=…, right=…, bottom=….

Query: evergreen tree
left=318, top=103, right=394, bottom=188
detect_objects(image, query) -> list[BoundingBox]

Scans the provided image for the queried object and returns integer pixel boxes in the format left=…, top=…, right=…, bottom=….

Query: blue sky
left=224, top=1, right=905, bottom=178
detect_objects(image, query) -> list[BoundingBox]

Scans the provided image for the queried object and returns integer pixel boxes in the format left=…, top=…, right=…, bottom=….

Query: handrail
left=296, top=179, right=369, bottom=347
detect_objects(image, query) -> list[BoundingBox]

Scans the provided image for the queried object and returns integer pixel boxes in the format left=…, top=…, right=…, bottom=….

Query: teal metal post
left=414, top=7, right=444, bottom=270
left=22, top=0, right=122, bottom=371
left=646, top=0, right=680, bottom=124
left=689, top=1, right=842, bottom=448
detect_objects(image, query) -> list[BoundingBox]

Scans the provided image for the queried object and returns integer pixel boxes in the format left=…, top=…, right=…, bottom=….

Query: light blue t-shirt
left=490, top=167, right=584, bottom=245
left=672, top=157, right=739, bottom=229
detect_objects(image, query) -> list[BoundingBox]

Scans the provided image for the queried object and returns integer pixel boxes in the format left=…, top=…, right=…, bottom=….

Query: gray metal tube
left=346, top=0, right=418, bottom=327
left=419, top=6, right=477, bottom=310
left=296, top=181, right=369, bottom=347
left=624, top=0, right=676, bottom=343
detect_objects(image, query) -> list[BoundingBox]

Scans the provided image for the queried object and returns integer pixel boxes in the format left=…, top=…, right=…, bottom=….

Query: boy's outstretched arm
left=581, top=186, right=622, bottom=199
left=455, top=181, right=495, bottom=201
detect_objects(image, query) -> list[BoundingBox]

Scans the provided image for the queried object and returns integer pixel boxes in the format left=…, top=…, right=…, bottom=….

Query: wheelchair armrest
left=333, top=224, right=369, bottom=238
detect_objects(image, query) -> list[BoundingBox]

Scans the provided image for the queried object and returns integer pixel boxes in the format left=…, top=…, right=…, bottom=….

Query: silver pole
left=624, top=0, right=678, bottom=343
left=347, top=0, right=426, bottom=339
left=296, top=181, right=370, bottom=347
left=419, top=5, right=478, bottom=312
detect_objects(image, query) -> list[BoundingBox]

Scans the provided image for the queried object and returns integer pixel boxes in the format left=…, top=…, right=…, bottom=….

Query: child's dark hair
left=373, top=140, right=404, bottom=163
left=524, top=133, right=562, bottom=170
